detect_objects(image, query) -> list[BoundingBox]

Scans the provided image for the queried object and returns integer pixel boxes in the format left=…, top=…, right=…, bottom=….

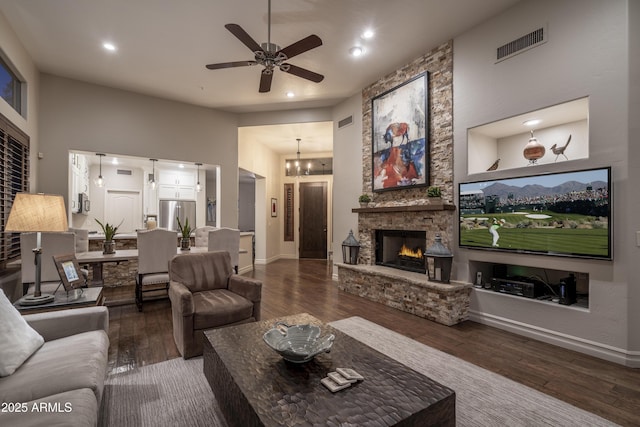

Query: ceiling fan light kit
left=205, top=0, right=324, bottom=93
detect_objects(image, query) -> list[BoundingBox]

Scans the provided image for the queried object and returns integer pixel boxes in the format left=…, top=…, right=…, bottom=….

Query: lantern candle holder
left=341, top=230, right=360, bottom=265
left=424, top=234, right=453, bottom=283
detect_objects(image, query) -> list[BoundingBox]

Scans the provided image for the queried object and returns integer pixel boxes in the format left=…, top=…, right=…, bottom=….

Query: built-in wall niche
left=467, top=97, right=589, bottom=174
left=470, top=260, right=589, bottom=309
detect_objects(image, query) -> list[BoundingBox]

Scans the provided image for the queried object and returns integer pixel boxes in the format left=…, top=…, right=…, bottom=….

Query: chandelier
left=286, top=138, right=310, bottom=177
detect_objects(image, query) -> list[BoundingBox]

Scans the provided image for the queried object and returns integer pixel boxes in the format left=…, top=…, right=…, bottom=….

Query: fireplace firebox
left=375, top=230, right=426, bottom=274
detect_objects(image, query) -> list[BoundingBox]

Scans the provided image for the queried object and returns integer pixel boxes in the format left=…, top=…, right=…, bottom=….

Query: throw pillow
left=0, top=290, right=44, bottom=377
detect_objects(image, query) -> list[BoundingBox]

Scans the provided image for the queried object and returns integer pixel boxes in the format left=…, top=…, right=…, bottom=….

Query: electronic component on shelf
left=490, top=277, right=545, bottom=298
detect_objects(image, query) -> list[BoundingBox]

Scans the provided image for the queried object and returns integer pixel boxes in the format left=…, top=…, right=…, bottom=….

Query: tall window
left=0, top=56, right=23, bottom=115
left=0, top=112, right=29, bottom=267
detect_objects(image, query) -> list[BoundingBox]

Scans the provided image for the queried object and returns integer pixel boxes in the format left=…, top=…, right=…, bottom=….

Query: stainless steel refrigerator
left=159, top=200, right=196, bottom=232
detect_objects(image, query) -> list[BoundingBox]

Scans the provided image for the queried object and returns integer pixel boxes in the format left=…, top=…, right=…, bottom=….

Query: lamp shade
left=5, top=193, right=68, bottom=232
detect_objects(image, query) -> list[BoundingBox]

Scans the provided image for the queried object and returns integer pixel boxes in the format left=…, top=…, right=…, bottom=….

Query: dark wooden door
left=299, top=182, right=327, bottom=259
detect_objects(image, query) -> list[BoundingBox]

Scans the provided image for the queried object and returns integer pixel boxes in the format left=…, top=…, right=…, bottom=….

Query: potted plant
left=95, top=219, right=121, bottom=254
left=177, top=216, right=192, bottom=250
left=358, top=194, right=371, bottom=208
left=427, top=186, right=443, bottom=206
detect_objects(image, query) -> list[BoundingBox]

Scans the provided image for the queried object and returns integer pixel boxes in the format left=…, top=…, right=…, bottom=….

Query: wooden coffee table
left=203, top=313, right=455, bottom=426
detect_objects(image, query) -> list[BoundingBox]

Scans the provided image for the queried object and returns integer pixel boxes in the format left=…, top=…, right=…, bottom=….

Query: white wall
left=331, top=92, right=363, bottom=277
left=454, top=0, right=635, bottom=364
left=37, top=73, right=239, bottom=229
left=0, top=11, right=40, bottom=191
left=627, top=0, right=640, bottom=353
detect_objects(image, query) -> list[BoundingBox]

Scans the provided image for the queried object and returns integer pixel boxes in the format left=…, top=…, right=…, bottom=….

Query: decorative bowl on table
left=263, top=322, right=335, bottom=363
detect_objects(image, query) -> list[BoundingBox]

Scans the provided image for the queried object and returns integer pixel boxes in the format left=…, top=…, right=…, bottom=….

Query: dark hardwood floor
left=105, top=259, right=640, bottom=426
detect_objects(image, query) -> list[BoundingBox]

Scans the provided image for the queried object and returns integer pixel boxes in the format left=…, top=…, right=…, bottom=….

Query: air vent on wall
left=338, top=115, right=353, bottom=129
left=117, top=169, right=132, bottom=175
left=496, top=25, right=546, bottom=63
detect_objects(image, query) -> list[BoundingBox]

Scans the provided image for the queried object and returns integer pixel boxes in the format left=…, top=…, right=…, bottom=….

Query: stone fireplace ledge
left=336, top=263, right=470, bottom=292
left=336, top=263, right=472, bottom=326
left=352, top=204, right=456, bottom=213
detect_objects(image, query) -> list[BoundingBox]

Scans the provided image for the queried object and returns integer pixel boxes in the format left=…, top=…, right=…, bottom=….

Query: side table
left=14, top=286, right=104, bottom=314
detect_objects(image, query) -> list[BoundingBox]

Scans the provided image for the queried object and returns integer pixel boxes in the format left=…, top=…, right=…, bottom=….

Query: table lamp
left=5, top=193, right=68, bottom=305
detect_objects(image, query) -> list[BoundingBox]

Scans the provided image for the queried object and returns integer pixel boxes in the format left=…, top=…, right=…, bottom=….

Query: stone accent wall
left=357, top=40, right=455, bottom=265
left=337, top=263, right=471, bottom=326
left=338, top=40, right=466, bottom=324
left=361, top=40, right=453, bottom=205
left=88, top=238, right=138, bottom=287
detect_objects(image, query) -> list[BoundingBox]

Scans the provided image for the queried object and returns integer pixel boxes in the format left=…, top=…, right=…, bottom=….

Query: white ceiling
left=0, top=0, right=520, bottom=155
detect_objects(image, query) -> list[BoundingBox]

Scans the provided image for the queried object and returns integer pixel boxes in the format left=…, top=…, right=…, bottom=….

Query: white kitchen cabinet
left=158, top=170, right=196, bottom=200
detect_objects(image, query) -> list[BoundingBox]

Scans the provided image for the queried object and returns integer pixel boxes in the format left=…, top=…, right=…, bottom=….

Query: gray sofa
left=0, top=306, right=109, bottom=426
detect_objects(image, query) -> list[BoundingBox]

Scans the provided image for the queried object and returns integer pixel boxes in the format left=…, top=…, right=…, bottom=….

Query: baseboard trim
left=470, top=310, right=640, bottom=367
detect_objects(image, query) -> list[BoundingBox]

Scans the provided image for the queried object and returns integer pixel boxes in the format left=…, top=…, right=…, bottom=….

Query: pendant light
left=195, top=163, right=202, bottom=192
left=94, top=153, right=105, bottom=187
left=149, top=159, right=157, bottom=189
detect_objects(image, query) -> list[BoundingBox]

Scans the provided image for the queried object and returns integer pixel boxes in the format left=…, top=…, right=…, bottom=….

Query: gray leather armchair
left=168, top=250, right=261, bottom=359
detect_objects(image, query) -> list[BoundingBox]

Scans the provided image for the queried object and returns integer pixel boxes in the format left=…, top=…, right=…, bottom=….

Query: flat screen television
left=458, top=167, right=611, bottom=260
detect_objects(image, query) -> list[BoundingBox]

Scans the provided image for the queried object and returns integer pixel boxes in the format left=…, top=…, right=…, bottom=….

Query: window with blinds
left=0, top=112, right=29, bottom=267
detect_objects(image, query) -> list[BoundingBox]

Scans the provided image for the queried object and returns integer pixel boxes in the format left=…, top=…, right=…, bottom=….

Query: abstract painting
left=371, top=72, right=429, bottom=192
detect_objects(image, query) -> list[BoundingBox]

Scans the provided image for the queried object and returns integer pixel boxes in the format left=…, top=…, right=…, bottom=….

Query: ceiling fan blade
left=225, top=23, right=263, bottom=53
left=259, top=70, right=273, bottom=93
left=206, top=60, right=257, bottom=70
left=277, top=35, right=322, bottom=60
left=281, top=63, right=324, bottom=83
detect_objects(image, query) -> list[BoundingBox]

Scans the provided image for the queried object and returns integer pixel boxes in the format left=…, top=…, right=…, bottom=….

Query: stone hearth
left=337, top=263, right=471, bottom=326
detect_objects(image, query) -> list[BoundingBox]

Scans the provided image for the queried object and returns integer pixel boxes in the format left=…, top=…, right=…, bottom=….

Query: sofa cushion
left=0, top=388, right=97, bottom=427
left=0, top=329, right=109, bottom=404
left=0, top=289, right=44, bottom=377
left=193, top=289, right=253, bottom=330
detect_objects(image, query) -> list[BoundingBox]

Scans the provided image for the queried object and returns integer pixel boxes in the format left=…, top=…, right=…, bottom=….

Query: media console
left=472, top=261, right=588, bottom=308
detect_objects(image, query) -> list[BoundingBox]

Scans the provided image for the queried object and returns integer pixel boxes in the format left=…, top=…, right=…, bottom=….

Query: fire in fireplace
left=375, top=230, right=426, bottom=274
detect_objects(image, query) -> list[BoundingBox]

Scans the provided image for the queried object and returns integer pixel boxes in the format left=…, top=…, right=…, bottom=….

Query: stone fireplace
left=375, top=229, right=426, bottom=274
left=336, top=40, right=471, bottom=325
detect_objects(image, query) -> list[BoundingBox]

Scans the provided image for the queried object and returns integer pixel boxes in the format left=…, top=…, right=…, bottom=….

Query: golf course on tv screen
left=458, top=167, right=611, bottom=259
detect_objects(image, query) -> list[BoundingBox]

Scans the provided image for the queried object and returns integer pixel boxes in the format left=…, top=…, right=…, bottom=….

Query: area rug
left=99, top=316, right=618, bottom=426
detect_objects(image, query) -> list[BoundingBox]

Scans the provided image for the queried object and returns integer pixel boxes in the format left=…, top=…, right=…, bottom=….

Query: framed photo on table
left=53, top=254, right=85, bottom=291
left=371, top=72, right=429, bottom=192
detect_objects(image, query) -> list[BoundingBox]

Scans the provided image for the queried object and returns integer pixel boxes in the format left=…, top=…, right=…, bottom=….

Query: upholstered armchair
left=136, top=228, right=178, bottom=311
left=168, top=250, right=261, bottom=359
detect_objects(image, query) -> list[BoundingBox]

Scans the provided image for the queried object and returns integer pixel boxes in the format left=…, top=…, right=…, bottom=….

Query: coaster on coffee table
left=336, top=367, right=364, bottom=381
left=321, top=376, right=351, bottom=392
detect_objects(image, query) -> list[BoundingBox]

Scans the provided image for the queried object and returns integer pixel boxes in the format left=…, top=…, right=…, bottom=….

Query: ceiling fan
left=205, top=0, right=324, bottom=93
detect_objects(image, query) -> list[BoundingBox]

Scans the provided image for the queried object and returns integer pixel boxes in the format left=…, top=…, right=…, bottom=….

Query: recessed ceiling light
left=362, top=29, right=374, bottom=39
left=349, top=46, right=363, bottom=57
left=286, top=91, right=295, bottom=98
left=523, top=119, right=541, bottom=126
left=111, top=158, right=119, bottom=165
left=179, top=164, right=185, bottom=168
left=102, top=42, right=117, bottom=52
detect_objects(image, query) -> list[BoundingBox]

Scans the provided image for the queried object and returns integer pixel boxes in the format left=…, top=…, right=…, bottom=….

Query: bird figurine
left=486, top=158, right=500, bottom=171
left=550, top=134, right=571, bottom=162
